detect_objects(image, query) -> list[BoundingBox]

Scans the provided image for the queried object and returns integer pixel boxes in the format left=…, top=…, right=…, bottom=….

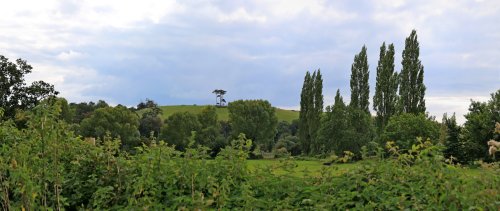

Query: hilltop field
left=153, top=105, right=299, bottom=122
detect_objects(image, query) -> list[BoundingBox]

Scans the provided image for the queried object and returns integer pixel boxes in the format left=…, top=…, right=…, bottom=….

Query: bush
left=381, top=113, right=440, bottom=150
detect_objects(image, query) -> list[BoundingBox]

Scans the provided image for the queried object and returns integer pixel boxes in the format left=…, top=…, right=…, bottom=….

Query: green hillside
left=154, top=105, right=299, bottom=122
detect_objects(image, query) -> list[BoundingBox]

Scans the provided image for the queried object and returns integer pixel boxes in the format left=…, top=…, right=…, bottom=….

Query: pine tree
left=350, top=45, right=370, bottom=113
left=373, top=42, right=399, bottom=133
left=399, top=29, right=426, bottom=114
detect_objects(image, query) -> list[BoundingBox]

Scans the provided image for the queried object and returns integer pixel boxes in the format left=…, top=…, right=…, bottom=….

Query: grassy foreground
left=247, top=159, right=359, bottom=177
left=157, top=105, right=299, bottom=122
left=247, top=159, right=490, bottom=179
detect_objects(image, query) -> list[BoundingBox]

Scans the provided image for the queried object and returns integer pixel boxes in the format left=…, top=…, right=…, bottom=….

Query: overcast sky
left=1, top=0, right=499, bottom=123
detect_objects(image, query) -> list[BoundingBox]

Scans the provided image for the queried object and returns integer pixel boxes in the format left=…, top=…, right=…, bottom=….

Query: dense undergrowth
left=0, top=104, right=499, bottom=210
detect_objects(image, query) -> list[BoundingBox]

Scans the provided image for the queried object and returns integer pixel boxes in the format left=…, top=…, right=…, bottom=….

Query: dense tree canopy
left=80, top=105, right=140, bottom=149
left=138, top=99, right=163, bottom=138
left=381, top=113, right=439, bottom=150
left=318, top=90, right=348, bottom=155
left=399, top=30, right=426, bottom=114
left=299, top=70, right=323, bottom=155
left=161, top=111, right=201, bottom=151
left=441, top=113, right=464, bottom=162
left=228, top=99, right=278, bottom=151
left=350, top=46, right=370, bottom=113
left=460, top=89, right=499, bottom=162
left=373, top=43, right=398, bottom=133
left=0, top=55, right=58, bottom=120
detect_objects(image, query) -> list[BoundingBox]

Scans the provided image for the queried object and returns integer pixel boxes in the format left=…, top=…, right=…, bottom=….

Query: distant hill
left=151, top=105, right=299, bottom=122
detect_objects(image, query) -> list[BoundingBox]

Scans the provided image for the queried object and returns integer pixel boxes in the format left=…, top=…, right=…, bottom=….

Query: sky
left=1, top=0, right=499, bottom=124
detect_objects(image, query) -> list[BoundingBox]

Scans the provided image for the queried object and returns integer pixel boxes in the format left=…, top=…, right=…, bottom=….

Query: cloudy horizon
left=1, top=0, right=499, bottom=124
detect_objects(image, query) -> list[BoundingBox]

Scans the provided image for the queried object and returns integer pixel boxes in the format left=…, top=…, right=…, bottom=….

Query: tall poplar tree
left=373, top=42, right=398, bottom=133
left=299, top=72, right=312, bottom=154
left=349, top=45, right=370, bottom=113
left=299, top=69, right=323, bottom=155
left=310, top=69, right=323, bottom=153
left=399, top=29, right=426, bottom=114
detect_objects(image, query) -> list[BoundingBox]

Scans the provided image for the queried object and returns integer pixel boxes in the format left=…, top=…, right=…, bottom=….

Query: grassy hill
left=154, top=105, right=299, bottom=122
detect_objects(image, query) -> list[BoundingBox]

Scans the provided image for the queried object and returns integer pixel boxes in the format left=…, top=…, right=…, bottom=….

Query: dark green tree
left=299, top=70, right=323, bottom=155
left=381, top=113, right=440, bottom=150
left=399, top=30, right=426, bottom=114
left=160, top=112, right=201, bottom=151
left=0, top=55, right=58, bottom=120
left=373, top=43, right=399, bottom=133
left=68, top=100, right=109, bottom=124
left=349, top=46, right=370, bottom=113
left=138, top=100, right=163, bottom=138
left=441, top=113, right=464, bottom=162
left=310, top=69, right=324, bottom=153
left=197, top=106, right=223, bottom=155
left=80, top=105, right=140, bottom=150
left=460, top=90, right=499, bottom=162
left=299, top=71, right=312, bottom=154
left=344, top=107, right=374, bottom=156
left=318, top=90, right=348, bottom=154
left=228, top=99, right=278, bottom=151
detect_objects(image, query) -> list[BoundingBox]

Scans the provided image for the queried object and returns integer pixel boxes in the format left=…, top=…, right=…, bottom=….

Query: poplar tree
left=349, top=45, right=370, bottom=113
left=399, top=30, right=426, bottom=114
left=310, top=69, right=323, bottom=153
left=299, top=69, right=323, bottom=155
left=299, top=72, right=312, bottom=154
left=373, top=42, right=398, bottom=132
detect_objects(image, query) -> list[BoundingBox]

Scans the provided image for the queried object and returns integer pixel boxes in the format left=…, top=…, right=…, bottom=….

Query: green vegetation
left=247, top=160, right=360, bottom=177
left=153, top=105, right=299, bottom=123
left=1, top=29, right=500, bottom=209
left=0, top=105, right=498, bottom=209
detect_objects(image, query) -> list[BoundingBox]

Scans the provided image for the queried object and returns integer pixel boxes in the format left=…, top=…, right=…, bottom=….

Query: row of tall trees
left=299, top=30, right=428, bottom=156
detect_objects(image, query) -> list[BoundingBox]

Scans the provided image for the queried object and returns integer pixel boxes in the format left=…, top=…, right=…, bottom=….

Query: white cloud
left=25, top=63, right=118, bottom=102
left=426, top=95, right=491, bottom=124
left=56, top=50, right=84, bottom=61
left=218, top=7, right=267, bottom=23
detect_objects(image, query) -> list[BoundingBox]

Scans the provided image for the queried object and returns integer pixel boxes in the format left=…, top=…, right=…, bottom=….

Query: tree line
left=298, top=30, right=499, bottom=162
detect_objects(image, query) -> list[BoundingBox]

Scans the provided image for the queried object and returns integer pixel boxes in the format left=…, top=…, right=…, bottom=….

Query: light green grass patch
left=146, top=105, right=299, bottom=122
left=247, top=159, right=360, bottom=177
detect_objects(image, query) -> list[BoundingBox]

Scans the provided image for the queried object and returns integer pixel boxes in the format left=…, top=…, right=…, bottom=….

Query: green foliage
left=68, top=100, right=109, bottom=124
left=138, top=99, right=163, bottom=138
left=319, top=91, right=373, bottom=157
left=381, top=113, right=440, bottom=150
left=399, top=29, right=426, bottom=114
left=299, top=70, right=323, bottom=155
left=228, top=99, right=278, bottom=151
left=79, top=105, right=140, bottom=150
left=461, top=89, right=500, bottom=162
left=150, top=105, right=299, bottom=123
left=319, top=90, right=348, bottom=155
left=160, top=111, right=201, bottom=151
left=0, top=55, right=58, bottom=120
left=441, top=113, right=465, bottom=163
left=373, top=42, right=399, bottom=133
left=350, top=45, right=370, bottom=113
left=0, top=103, right=498, bottom=209
left=299, top=71, right=313, bottom=154
left=197, top=106, right=223, bottom=156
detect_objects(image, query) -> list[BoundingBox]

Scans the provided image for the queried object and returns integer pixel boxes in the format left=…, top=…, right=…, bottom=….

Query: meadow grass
left=154, top=105, right=299, bottom=122
left=247, top=159, right=360, bottom=177
left=246, top=159, right=493, bottom=179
